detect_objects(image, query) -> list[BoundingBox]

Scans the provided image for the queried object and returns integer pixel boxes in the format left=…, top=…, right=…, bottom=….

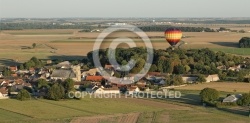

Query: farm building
left=205, top=74, right=220, bottom=82
left=51, top=65, right=81, bottom=82
left=223, top=94, right=242, bottom=103
left=182, top=76, right=198, bottom=83
left=94, top=87, right=120, bottom=94
left=51, top=69, right=79, bottom=81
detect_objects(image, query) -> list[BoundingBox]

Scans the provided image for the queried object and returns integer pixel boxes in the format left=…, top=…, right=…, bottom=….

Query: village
left=1, top=58, right=246, bottom=103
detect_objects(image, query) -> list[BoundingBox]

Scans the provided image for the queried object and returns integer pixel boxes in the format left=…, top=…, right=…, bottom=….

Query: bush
left=47, top=83, right=65, bottom=101
left=237, top=93, right=250, bottom=106
left=17, top=89, right=31, bottom=101
left=200, top=88, right=220, bottom=103
left=239, top=37, right=250, bottom=48
left=216, top=102, right=237, bottom=108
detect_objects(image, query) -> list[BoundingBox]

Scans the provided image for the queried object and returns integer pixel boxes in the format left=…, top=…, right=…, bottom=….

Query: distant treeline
left=174, top=20, right=250, bottom=24
left=0, top=23, right=94, bottom=30
left=239, top=37, right=250, bottom=48
left=138, top=25, right=215, bottom=32
left=1, top=22, right=215, bottom=32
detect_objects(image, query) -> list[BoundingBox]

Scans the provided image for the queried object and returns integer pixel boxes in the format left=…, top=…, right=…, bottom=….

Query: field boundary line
left=0, top=107, right=34, bottom=118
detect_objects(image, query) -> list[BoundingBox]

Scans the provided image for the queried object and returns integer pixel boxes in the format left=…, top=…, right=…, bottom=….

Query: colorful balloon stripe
left=164, top=28, right=182, bottom=46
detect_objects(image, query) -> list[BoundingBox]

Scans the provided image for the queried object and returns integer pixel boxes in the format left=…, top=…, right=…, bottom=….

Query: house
left=0, top=87, right=8, bottom=99
left=51, top=69, right=76, bottom=81
left=85, top=76, right=103, bottom=82
left=228, top=65, right=241, bottom=71
left=55, top=61, right=71, bottom=68
left=217, top=65, right=226, bottom=70
left=147, top=76, right=165, bottom=83
left=136, top=81, right=147, bottom=88
left=0, top=73, right=3, bottom=78
left=9, top=66, right=18, bottom=72
left=29, top=67, right=36, bottom=74
left=104, top=64, right=113, bottom=70
left=223, top=94, right=242, bottom=103
left=205, top=74, right=220, bottom=82
left=182, top=75, right=198, bottom=83
left=71, top=65, right=81, bottom=82
left=127, top=86, right=140, bottom=95
left=46, top=60, right=52, bottom=64
left=11, top=74, right=18, bottom=77
left=87, top=68, right=99, bottom=76
left=14, top=79, right=25, bottom=85
left=85, top=85, right=99, bottom=92
left=95, top=87, right=120, bottom=94
left=73, top=82, right=84, bottom=89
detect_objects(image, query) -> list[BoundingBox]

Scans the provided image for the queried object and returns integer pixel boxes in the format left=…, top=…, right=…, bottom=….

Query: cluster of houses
left=0, top=61, right=224, bottom=99
left=1, top=58, right=248, bottom=105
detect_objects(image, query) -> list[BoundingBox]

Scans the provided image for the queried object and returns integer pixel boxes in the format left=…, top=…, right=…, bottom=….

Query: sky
left=1, top=0, right=250, bottom=18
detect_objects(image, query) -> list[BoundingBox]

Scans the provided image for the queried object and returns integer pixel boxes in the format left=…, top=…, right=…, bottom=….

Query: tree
left=173, top=64, right=185, bottom=74
left=171, top=75, right=184, bottom=86
left=32, top=43, right=37, bottom=49
left=64, top=78, right=75, bottom=93
left=197, top=74, right=206, bottom=83
left=239, top=37, right=250, bottom=48
left=38, top=79, right=49, bottom=89
left=200, top=88, right=219, bottom=103
left=149, top=64, right=158, bottom=72
left=17, top=89, right=31, bottom=101
left=47, top=83, right=65, bottom=101
left=3, top=67, right=11, bottom=76
left=19, top=64, right=24, bottom=70
left=184, top=65, right=191, bottom=73
left=237, top=93, right=250, bottom=106
left=72, top=60, right=79, bottom=65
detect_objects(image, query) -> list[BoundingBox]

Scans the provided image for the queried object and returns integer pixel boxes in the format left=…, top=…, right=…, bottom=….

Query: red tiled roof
left=29, top=67, right=35, bottom=71
left=147, top=72, right=161, bottom=76
left=11, top=74, right=18, bottom=77
left=104, top=64, right=113, bottom=69
left=86, top=76, right=103, bottom=81
left=9, top=66, right=17, bottom=71
left=15, top=79, right=24, bottom=85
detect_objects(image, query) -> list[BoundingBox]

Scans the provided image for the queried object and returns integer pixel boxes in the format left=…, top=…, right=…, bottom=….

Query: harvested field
left=177, top=82, right=250, bottom=93
left=71, top=112, right=140, bottom=123
left=1, top=29, right=250, bottom=65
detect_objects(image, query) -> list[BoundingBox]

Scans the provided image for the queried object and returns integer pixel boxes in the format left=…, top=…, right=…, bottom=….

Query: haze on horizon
left=0, top=0, right=250, bottom=18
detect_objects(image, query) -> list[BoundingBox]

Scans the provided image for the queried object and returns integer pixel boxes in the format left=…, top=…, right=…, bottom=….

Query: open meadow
left=1, top=28, right=250, bottom=65
left=0, top=97, right=249, bottom=123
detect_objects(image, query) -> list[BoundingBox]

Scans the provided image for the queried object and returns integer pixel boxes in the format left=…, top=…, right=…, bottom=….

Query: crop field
left=176, top=82, right=250, bottom=93
left=0, top=28, right=250, bottom=65
left=0, top=97, right=249, bottom=123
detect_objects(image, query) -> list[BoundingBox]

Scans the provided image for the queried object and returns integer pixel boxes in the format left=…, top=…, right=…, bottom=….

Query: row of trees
left=139, top=25, right=215, bottom=32
left=0, top=22, right=94, bottom=30
left=20, top=57, right=44, bottom=70
left=16, top=78, right=76, bottom=101
left=86, top=48, right=250, bottom=82
left=239, top=37, right=250, bottom=48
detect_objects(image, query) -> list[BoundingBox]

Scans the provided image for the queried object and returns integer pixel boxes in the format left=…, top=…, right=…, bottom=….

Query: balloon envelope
left=165, top=28, right=182, bottom=46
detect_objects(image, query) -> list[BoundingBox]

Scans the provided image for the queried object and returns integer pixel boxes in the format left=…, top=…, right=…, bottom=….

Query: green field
left=211, top=48, right=250, bottom=56
left=0, top=97, right=249, bottom=123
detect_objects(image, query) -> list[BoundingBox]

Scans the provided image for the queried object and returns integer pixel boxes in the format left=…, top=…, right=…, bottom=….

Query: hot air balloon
left=164, top=28, right=182, bottom=48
